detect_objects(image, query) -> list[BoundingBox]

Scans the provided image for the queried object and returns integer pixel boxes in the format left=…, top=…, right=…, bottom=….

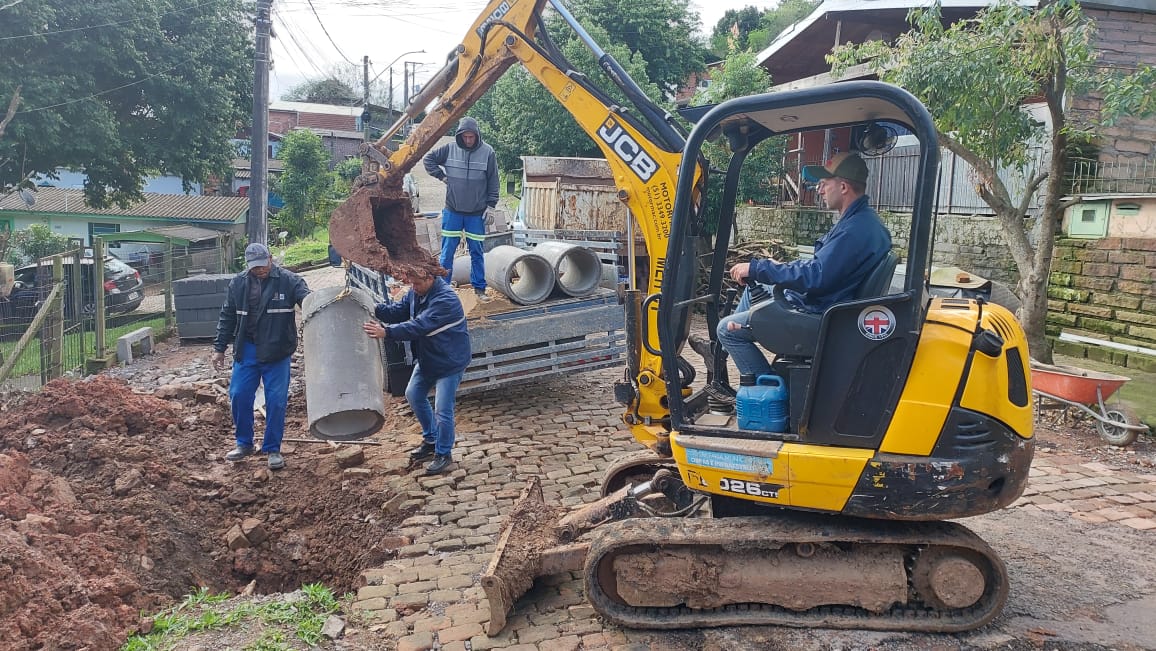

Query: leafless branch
left=0, top=86, right=20, bottom=141
left=1017, top=170, right=1049, bottom=219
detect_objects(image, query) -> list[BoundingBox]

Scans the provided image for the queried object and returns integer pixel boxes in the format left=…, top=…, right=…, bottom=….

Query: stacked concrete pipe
left=453, top=246, right=556, bottom=305
left=533, top=241, right=603, bottom=297
left=301, top=286, right=385, bottom=441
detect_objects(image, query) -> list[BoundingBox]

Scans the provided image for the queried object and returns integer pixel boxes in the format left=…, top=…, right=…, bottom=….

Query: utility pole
left=362, top=55, right=371, bottom=142
left=248, top=0, right=272, bottom=246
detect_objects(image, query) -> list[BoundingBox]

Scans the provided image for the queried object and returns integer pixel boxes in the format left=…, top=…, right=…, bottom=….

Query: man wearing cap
left=708, top=151, right=892, bottom=401
left=212, top=243, right=311, bottom=469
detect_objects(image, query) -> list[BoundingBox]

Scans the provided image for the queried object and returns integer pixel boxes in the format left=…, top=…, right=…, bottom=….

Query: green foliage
left=11, top=224, right=70, bottom=262
left=273, top=130, right=332, bottom=239
left=709, top=0, right=818, bottom=56
left=121, top=583, right=341, bottom=651
left=0, top=0, right=253, bottom=207
left=474, top=19, right=664, bottom=171
left=709, top=6, right=765, bottom=56
left=571, top=0, right=709, bottom=92
left=284, top=78, right=359, bottom=106
left=690, top=52, right=784, bottom=217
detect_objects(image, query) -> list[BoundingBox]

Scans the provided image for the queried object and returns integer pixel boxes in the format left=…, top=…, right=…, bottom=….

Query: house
left=0, top=188, right=248, bottom=261
left=674, top=61, right=723, bottom=107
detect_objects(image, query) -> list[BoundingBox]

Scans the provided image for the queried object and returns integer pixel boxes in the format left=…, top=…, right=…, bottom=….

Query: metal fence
left=0, top=236, right=229, bottom=391
left=1067, top=157, right=1156, bottom=195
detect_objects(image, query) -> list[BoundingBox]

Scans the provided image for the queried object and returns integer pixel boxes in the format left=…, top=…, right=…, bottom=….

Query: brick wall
left=1070, top=8, right=1156, bottom=164
left=1047, top=237, right=1156, bottom=371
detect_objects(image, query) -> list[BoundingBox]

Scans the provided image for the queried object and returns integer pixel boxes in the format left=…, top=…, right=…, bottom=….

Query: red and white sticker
left=858, top=305, right=896, bottom=341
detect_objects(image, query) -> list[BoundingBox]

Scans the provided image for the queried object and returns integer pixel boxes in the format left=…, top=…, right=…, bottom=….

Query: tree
left=0, top=0, right=252, bottom=208
left=285, top=77, right=360, bottom=106
left=830, top=0, right=1155, bottom=362
left=571, top=0, right=709, bottom=93
left=473, top=19, right=663, bottom=171
left=11, top=224, right=70, bottom=262
left=758, top=0, right=820, bottom=50
left=274, top=130, right=332, bottom=239
left=690, top=52, right=783, bottom=223
left=709, top=6, right=765, bottom=56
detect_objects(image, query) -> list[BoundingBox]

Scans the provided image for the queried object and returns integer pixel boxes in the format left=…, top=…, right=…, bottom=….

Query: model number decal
left=476, top=1, right=511, bottom=38
left=720, top=477, right=782, bottom=498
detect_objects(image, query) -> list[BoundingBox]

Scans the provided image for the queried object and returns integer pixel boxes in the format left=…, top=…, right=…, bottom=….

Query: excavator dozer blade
left=481, top=476, right=589, bottom=636
left=328, top=182, right=442, bottom=277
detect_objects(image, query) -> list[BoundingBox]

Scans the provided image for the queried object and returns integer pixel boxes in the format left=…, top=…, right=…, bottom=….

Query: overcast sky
left=268, top=0, right=778, bottom=101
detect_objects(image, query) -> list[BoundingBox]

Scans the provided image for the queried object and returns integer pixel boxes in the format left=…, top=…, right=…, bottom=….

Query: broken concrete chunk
left=321, top=614, right=346, bottom=639
left=226, top=524, right=250, bottom=550
left=240, top=518, right=267, bottom=545
left=335, top=445, right=366, bottom=468
left=113, top=469, right=144, bottom=496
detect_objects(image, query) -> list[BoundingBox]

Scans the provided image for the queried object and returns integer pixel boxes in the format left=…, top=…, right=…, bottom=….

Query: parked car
left=0, top=255, right=144, bottom=321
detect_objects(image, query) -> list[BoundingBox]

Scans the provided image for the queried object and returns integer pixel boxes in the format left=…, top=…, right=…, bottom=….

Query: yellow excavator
left=328, top=0, right=1035, bottom=637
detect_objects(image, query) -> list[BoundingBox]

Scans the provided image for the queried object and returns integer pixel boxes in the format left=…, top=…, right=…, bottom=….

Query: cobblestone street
left=345, top=366, right=1156, bottom=651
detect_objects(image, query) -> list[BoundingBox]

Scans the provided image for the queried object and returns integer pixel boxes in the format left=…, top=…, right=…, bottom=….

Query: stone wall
left=1047, top=237, right=1156, bottom=371
left=735, top=206, right=1019, bottom=284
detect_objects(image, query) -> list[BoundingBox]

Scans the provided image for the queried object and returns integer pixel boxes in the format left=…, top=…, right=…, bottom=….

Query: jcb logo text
left=598, top=118, right=658, bottom=182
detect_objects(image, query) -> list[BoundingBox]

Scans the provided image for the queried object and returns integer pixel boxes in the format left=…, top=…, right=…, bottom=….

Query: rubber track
left=583, top=514, right=1009, bottom=633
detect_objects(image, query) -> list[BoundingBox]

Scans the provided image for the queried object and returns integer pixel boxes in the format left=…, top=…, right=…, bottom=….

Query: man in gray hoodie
left=423, top=117, right=500, bottom=302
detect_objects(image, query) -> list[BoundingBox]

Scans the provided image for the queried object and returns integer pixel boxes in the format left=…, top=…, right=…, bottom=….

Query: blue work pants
left=438, top=209, right=486, bottom=291
left=229, top=342, right=291, bottom=453
left=716, top=286, right=774, bottom=378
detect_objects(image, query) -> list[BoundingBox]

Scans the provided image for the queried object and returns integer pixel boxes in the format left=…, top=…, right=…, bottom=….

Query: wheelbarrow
left=1030, top=360, right=1150, bottom=446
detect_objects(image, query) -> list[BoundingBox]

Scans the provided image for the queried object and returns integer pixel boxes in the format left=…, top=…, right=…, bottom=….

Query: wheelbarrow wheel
left=1096, top=406, right=1139, bottom=447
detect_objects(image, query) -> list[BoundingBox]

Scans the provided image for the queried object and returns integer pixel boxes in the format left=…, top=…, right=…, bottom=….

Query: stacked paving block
left=173, top=273, right=234, bottom=339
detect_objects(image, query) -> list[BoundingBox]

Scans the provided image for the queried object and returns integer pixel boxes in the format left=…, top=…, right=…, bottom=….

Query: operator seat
left=745, top=249, right=899, bottom=358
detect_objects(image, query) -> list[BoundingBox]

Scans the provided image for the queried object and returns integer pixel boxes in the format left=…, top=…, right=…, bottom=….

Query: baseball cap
left=802, top=151, right=869, bottom=184
left=244, top=243, right=272, bottom=270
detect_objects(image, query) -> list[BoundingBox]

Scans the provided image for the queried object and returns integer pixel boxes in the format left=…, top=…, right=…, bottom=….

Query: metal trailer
left=347, top=262, right=626, bottom=396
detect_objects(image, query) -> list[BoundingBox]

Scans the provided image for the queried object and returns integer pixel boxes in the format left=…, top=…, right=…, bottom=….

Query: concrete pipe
left=451, top=255, right=473, bottom=286
left=485, top=245, right=556, bottom=305
left=534, top=241, right=603, bottom=297
left=600, top=263, right=621, bottom=289
left=302, top=286, right=385, bottom=441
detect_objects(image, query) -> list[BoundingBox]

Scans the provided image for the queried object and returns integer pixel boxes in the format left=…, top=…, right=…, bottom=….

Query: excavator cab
left=484, top=81, right=1035, bottom=636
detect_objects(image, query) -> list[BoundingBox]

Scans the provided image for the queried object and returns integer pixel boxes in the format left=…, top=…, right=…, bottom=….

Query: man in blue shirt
left=708, top=151, right=892, bottom=403
left=362, top=268, right=472, bottom=475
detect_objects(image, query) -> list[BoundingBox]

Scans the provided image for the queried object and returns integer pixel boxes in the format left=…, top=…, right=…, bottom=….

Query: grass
left=276, top=226, right=331, bottom=269
left=121, top=584, right=342, bottom=651
left=0, top=316, right=167, bottom=379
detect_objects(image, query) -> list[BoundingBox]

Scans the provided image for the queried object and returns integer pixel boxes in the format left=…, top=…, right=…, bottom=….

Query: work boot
left=702, top=380, right=736, bottom=406
left=688, top=333, right=715, bottom=367
left=425, top=453, right=453, bottom=475
left=409, top=440, right=436, bottom=461
left=475, top=288, right=492, bottom=303
left=225, top=445, right=254, bottom=462
left=267, top=452, right=285, bottom=470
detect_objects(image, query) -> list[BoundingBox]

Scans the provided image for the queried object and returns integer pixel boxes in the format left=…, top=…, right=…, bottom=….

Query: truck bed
left=347, top=263, right=625, bottom=396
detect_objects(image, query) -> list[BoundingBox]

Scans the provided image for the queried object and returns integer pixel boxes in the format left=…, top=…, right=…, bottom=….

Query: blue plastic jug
left=736, top=373, right=789, bottom=433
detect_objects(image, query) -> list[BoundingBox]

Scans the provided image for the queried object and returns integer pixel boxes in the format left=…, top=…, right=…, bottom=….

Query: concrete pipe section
left=485, top=245, right=556, bottom=305
left=534, top=241, right=603, bottom=297
left=302, top=285, right=385, bottom=441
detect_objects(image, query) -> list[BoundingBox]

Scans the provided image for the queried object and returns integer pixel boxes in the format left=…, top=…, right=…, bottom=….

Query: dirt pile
left=0, top=374, right=410, bottom=651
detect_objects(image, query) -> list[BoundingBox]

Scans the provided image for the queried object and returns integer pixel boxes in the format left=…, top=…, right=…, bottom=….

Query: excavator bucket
left=328, top=181, right=443, bottom=278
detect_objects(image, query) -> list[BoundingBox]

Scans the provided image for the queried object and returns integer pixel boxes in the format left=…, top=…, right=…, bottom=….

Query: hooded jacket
left=373, top=276, right=472, bottom=380
left=422, top=117, right=499, bottom=215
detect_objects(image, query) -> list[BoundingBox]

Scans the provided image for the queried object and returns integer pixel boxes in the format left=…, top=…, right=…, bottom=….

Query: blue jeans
left=405, top=362, right=464, bottom=456
left=717, top=286, right=774, bottom=379
left=229, top=342, right=291, bottom=453
left=439, top=209, right=486, bottom=291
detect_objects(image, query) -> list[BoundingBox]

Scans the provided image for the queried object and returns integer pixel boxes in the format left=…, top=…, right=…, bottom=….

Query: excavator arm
left=328, top=0, right=705, bottom=448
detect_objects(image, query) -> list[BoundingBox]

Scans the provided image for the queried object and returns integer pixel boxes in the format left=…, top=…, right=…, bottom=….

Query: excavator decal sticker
left=719, top=478, right=783, bottom=499
left=858, top=305, right=896, bottom=341
left=686, top=448, right=773, bottom=475
left=597, top=117, right=658, bottom=182
left=476, top=1, right=512, bottom=38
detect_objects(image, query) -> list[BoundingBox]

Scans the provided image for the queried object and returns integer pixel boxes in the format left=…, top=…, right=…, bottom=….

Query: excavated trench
left=0, top=375, right=411, bottom=651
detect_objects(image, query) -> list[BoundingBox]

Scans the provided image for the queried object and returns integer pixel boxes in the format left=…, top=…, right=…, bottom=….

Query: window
left=89, top=222, right=121, bottom=248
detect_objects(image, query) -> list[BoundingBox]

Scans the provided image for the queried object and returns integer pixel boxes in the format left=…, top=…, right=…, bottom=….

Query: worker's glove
left=484, top=207, right=496, bottom=227
left=211, top=350, right=226, bottom=371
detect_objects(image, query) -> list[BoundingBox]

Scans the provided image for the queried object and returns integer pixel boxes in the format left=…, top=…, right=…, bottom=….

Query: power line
left=305, top=0, right=357, bottom=67
left=17, top=58, right=192, bottom=113
left=0, top=0, right=222, bottom=41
